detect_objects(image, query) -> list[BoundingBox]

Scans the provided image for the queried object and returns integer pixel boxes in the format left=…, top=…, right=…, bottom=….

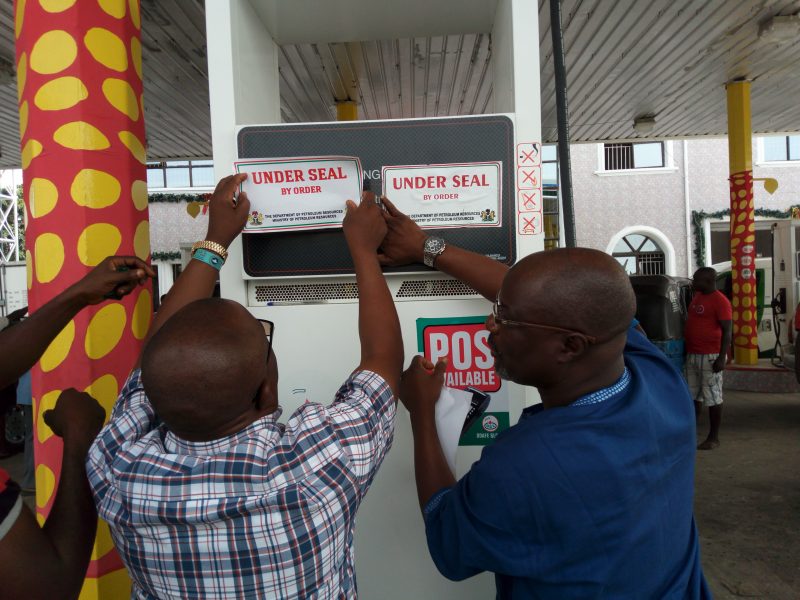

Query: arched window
left=612, top=234, right=665, bottom=275
left=607, top=226, right=676, bottom=276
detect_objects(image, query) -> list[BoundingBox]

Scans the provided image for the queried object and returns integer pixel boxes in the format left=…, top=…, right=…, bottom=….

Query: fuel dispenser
left=205, top=1, right=543, bottom=597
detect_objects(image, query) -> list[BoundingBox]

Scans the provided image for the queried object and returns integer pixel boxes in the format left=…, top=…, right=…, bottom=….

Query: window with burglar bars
left=612, top=234, right=666, bottom=276
left=603, top=142, right=665, bottom=171
left=147, top=160, right=215, bottom=189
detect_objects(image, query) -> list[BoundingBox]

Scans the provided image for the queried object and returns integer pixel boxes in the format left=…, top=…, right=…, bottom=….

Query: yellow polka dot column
left=15, top=0, right=149, bottom=597
left=726, top=81, right=758, bottom=365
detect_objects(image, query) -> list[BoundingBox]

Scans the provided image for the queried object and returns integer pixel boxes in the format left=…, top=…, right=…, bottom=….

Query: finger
left=377, top=253, right=395, bottom=267
left=360, top=191, right=376, bottom=205
left=219, top=174, right=248, bottom=204
left=380, top=196, right=402, bottom=217
left=420, top=357, right=436, bottom=371
left=409, top=355, right=427, bottom=369
left=410, top=355, right=436, bottom=372
left=43, top=409, right=56, bottom=431
left=433, top=359, right=449, bottom=378
left=235, top=191, right=251, bottom=213
left=213, top=174, right=234, bottom=194
left=110, top=256, right=155, bottom=278
left=108, top=267, right=149, bottom=286
left=345, top=199, right=357, bottom=210
left=112, top=283, right=137, bottom=298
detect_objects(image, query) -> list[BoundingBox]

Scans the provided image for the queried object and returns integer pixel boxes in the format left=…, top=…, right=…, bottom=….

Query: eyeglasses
left=257, top=319, right=275, bottom=358
left=491, top=294, right=598, bottom=344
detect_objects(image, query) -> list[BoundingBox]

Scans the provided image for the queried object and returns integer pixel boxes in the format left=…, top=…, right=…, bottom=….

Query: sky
left=0, top=168, right=22, bottom=192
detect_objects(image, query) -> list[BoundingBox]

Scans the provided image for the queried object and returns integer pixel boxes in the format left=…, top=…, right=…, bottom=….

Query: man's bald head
left=503, top=248, right=636, bottom=338
left=490, top=248, right=636, bottom=392
left=141, top=298, right=276, bottom=441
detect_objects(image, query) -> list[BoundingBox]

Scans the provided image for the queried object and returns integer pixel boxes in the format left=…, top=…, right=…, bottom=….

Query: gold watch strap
left=191, top=240, right=228, bottom=261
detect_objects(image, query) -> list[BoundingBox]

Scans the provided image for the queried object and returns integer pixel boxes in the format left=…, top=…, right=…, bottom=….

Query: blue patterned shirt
left=87, top=369, right=395, bottom=600
left=423, top=327, right=710, bottom=599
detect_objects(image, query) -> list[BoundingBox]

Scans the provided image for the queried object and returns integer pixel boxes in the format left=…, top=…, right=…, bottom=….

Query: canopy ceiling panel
left=0, top=0, right=798, bottom=167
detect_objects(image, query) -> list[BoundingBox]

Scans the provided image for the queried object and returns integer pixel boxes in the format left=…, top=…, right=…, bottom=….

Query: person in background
left=0, top=307, right=28, bottom=458
left=376, top=198, right=709, bottom=599
left=15, top=370, right=34, bottom=493
left=684, top=267, right=733, bottom=450
left=0, top=256, right=154, bottom=599
left=87, top=174, right=403, bottom=599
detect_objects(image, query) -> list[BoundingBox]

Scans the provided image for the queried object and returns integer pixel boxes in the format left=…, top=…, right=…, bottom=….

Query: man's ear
left=254, top=376, right=277, bottom=412
left=556, top=333, right=590, bottom=363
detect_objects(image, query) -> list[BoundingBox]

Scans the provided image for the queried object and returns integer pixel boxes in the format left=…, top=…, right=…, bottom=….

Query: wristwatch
left=423, top=236, right=446, bottom=268
left=191, top=240, right=228, bottom=261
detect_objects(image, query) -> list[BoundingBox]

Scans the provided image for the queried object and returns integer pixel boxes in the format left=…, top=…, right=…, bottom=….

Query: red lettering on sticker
left=423, top=323, right=499, bottom=393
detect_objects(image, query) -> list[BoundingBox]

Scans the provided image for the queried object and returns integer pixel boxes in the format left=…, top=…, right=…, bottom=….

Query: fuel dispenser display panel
left=236, top=115, right=515, bottom=277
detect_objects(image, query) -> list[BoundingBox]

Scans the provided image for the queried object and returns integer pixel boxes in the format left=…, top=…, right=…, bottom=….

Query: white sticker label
left=235, top=156, right=362, bottom=233
left=381, top=162, right=502, bottom=229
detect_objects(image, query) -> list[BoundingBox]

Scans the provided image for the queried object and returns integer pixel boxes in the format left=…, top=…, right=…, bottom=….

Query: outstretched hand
left=400, top=355, right=448, bottom=420
left=343, top=191, right=388, bottom=255
left=206, top=173, right=251, bottom=248
left=43, top=389, right=106, bottom=453
left=70, top=256, right=155, bottom=305
left=377, top=196, right=427, bottom=267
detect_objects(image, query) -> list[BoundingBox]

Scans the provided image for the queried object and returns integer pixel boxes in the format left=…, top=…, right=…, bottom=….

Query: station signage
left=382, top=162, right=502, bottom=229
left=235, top=156, right=362, bottom=232
left=417, top=316, right=510, bottom=446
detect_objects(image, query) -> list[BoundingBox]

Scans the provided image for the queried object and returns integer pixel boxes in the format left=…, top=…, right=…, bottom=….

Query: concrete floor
left=2, top=390, right=798, bottom=598
left=695, top=389, right=800, bottom=599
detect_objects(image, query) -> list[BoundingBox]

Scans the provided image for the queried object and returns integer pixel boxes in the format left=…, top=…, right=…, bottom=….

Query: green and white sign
left=417, top=316, right=510, bottom=446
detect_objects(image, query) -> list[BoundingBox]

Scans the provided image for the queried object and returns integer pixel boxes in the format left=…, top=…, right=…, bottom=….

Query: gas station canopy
left=0, top=0, right=798, bottom=168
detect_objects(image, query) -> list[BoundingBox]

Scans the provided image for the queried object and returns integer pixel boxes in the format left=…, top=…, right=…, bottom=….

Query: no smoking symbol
left=517, top=142, right=541, bottom=166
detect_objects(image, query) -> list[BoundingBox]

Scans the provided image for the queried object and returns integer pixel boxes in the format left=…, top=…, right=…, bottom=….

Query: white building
left=572, top=134, right=800, bottom=279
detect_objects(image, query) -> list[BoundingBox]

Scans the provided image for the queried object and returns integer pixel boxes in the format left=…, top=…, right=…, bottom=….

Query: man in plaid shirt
left=87, top=174, right=403, bottom=599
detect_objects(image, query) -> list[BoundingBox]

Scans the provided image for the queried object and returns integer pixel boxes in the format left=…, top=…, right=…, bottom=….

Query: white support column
left=156, top=262, right=175, bottom=298
left=206, top=0, right=281, bottom=305
left=492, top=0, right=542, bottom=409
left=492, top=0, right=542, bottom=259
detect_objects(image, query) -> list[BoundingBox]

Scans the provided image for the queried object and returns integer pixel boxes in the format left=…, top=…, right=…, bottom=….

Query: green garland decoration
left=691, top=207, right=798, bottom=268
left=151, top=251, right=181, bottom=262
left=148, top=193, right=210, bottom=204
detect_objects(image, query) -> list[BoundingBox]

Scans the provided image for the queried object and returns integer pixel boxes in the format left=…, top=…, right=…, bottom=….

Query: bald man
left=87, top=175, right=403, bottom=599
left=379, top=199, right=710, bottom=599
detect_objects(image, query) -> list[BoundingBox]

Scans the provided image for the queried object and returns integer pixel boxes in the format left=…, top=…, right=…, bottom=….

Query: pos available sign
left=417, top=316, right=510, bottom=446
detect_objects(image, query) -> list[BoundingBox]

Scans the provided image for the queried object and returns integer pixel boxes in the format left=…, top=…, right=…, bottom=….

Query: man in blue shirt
left=378, top=198, right=710, bottom=598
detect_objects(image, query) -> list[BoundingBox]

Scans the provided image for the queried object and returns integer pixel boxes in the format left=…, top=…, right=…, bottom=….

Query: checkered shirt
left=87, top=368, right=395, bottom=600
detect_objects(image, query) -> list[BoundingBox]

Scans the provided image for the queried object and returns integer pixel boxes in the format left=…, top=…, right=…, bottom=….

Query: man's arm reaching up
left=0, top=256, right=153, bottom=388
left=377, top=196, right=508, bottom=302
left=137, top=173, right=251, bottom=362
left=342, top=193, right=404, bottom=395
